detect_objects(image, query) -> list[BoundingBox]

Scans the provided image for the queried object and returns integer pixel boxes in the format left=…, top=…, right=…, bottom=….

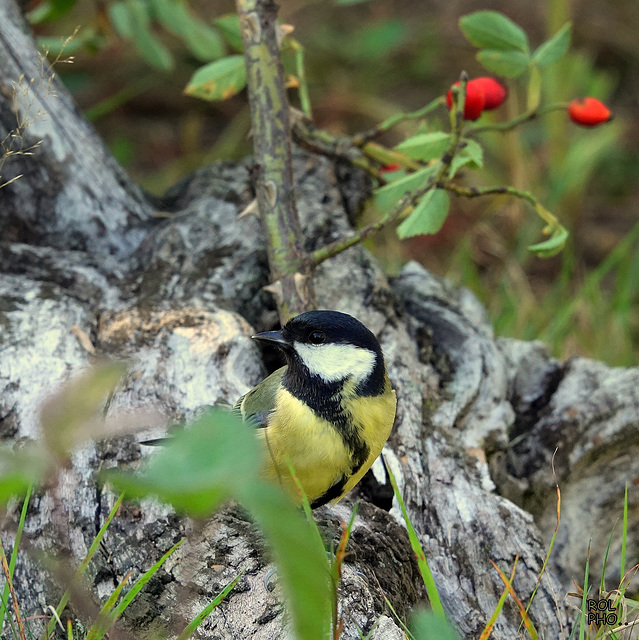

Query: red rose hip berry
left=470, top=77, right=507, bottom=110
left=568, top=97, right=612, bottom=127
left=446, top=81, right=486, bottom=121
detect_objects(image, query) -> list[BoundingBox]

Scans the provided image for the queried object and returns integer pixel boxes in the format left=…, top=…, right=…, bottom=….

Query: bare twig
left=468, top=103, right=569, bottom=135
left=353, top=96, right=446, bottom=145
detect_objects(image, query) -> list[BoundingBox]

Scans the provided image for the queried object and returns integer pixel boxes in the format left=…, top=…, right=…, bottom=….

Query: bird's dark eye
left=308, top=330, right=326, bottom=345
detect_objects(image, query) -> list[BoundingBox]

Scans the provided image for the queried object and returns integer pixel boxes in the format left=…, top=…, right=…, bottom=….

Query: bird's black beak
left=252, top=330, right=289, bottom=348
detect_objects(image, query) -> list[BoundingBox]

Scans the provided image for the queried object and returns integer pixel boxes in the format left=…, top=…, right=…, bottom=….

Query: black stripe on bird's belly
left=311, top=475, right=347, bottom=509
left=283, top=369, right=370, bottom=475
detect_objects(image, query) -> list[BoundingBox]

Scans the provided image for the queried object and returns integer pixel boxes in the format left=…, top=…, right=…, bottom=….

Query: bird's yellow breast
left=257, top=383, right=396, bottom=504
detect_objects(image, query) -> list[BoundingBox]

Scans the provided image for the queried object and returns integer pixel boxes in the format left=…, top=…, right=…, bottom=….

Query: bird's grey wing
left=234, top=367, right=287, bottom=429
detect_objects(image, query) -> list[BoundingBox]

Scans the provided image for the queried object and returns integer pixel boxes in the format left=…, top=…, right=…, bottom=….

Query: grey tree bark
left=1, top=1, right=637, bottom=639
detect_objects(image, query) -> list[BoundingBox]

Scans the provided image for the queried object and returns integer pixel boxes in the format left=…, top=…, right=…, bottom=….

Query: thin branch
left=439, top=182, right=539, bottom=205
left=353, top=97, right=446, bottom=145
left=312, top=72, right=469, bottom=266
left=291, top=115, right=375, bottom=174
left=440, top=182, right=564, bottom=234
left=468, top=103, right=569, bottom=135
left=292, top=115, right=422, bottom=174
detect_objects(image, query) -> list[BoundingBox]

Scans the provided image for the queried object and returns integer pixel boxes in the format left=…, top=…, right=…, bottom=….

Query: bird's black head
left=253, top=310, right=386, bottom=396
left=282, top=310, right=382, bottom=353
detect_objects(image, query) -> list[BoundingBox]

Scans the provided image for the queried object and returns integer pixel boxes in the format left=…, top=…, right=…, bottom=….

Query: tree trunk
left=1, top=1, right=637, bottom=639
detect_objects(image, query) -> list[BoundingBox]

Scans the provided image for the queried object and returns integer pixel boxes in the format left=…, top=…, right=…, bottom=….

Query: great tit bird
left=236, top=310, right=397, bottom=509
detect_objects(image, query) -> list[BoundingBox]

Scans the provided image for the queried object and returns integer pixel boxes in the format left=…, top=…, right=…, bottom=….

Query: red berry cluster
left=446, top=77, right=507, bottom=121
left=445, top=77, right=613, bottom=127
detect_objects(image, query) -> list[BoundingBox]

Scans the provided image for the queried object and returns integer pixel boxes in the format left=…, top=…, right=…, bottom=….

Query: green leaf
left=0, top=446, right=44, bottom=507
left=449, top=138, right=483, bottom=176
left=373, top=165, right=438, bottom=214
left=27, top=0, right=76, bottom=25
left=238, top=483, right=332, bottom=640
left=397, top=189, right=450, bottom=239
left=459, top=11, right=529, bottom=53
left=527, top=66, right=542, bottom=111
left=411, top=610, right=461, bottom=640
left=345, top=19, right=406, bottom=61
left=106, top=408, right=332, bottom=640
left=107, top=409, right=257, bottom=515
left=108, top=1, right=134, bottom=39
left=476, top=49, right=530, bottom=78
left=214, top=14, right=244, bottom=53
left=528, top=226, right=569, bottom=257
left=184, top=55, right=247, bottom=101
left=150, top=0, right=224, bottom=61
left=109, top=0, right=174, bottom=70
left=334, top=0, right=372, bottom=4
left=532, top=22, right=572, bottom=67
left=395, top=132, right=450, bottom=161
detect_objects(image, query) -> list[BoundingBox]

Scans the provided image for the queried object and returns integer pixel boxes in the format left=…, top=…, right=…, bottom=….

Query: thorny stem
left=311, top=72, right=469, bottom=266
left=236, top=0, right=316, bottom=321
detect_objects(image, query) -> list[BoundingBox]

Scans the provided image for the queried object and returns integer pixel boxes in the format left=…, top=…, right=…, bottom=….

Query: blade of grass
left=67, top=618, right=73, bottom=640
left=480, top=558, right=518, bottom=640
left=383, top=592, right=415, bottom=640
left=176, top=568, right=246, bottom=640
left=490, top=559, right=538, bottom=640
left=0, top=537, right=27, bottom=640
left=332, top=501, right=358, bottom=584
left=41, top=493, right=125, bottom=640
left=0, top=485, right=32, bottom=633
left=85, top=571, right=133, bottom=640
left=331, top=502, right=359, bottom=640
left=85, top=539, right=185, bottom=640
left=110, top=538, right=185, bottom=621
left=579, top=543, right=591, bottom=640
left=600, top=520, right=618, bottom=595
left=384, top=455, right=446, bottom=620
left=620, top=484, right=628, bottom=588
left=526, top=452, right=561, bottom=615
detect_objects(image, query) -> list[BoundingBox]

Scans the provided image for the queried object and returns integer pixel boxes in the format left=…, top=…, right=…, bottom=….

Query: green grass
left=0, top=485, right=31, bottom=636
left=447, top=216, right=639, bottom=366
left=568, top=485, right=639, bottom=640
left=384, top=456, right=446, bottom=621
left=41, top=493, right=125, bottom=639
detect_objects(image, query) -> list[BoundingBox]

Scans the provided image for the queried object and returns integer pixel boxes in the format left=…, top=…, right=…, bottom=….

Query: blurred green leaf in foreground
left=107, top=408, right=333, bottom=640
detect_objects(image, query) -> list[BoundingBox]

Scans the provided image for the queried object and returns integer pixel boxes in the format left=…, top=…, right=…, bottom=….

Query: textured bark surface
left=1, top=1, right=638, bottom=639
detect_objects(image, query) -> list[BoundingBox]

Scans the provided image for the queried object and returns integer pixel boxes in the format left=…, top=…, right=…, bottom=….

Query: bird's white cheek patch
left=294, top=342, right=376, bottom=383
